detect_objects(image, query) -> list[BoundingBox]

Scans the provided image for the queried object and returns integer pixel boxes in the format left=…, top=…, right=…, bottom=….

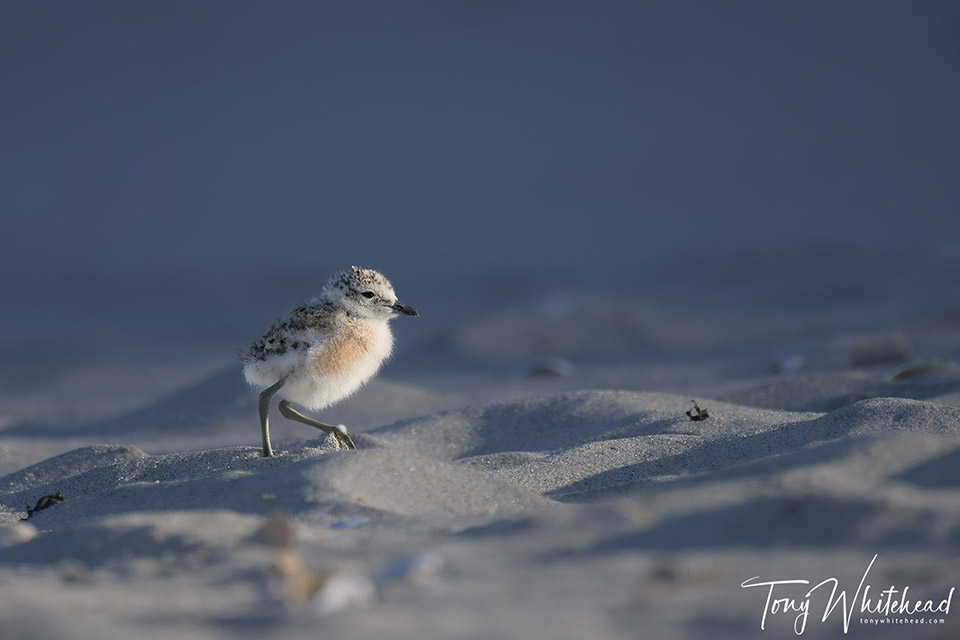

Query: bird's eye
left=361, top=291, right=376, bottom=299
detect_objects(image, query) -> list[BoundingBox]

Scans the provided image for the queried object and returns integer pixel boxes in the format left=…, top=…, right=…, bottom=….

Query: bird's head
left=323, top=266, right=419, bottom=321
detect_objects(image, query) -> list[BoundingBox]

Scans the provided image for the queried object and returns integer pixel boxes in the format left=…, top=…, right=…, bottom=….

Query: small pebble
left=515, top=356, right=576, bottom=379
left=314, top=572, right=376, bottom=615
left=250, top=511, right=296, bottom=549
left=885, top=359, right=959, bottom=382
left=0, top=522, right=37, bottom=548
left=267, top=550, right=326, bottom=604
left=265, top=550, right=376, bottom=614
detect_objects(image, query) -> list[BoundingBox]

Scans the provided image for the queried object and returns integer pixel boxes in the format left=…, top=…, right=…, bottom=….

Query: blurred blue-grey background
left=2, top=0, right=959, bottom=357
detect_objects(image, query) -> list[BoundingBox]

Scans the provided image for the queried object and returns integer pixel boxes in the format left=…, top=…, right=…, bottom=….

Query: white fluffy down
left=243, top=321, right=394, bottom=411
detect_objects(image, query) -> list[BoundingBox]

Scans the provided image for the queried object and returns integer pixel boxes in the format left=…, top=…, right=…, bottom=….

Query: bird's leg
left=258, top=378, right=286, bottom=457
left=277, top=400, right=357, bottom=450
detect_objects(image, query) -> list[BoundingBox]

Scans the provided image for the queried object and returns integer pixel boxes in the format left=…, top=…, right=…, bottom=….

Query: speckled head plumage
left=326, top=266, right=392, bottom=296
left=320, top=266, right=419, bottom=320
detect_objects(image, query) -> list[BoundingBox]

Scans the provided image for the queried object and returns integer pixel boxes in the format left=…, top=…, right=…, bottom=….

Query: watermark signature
left=741, top=555, right=955, bottom=635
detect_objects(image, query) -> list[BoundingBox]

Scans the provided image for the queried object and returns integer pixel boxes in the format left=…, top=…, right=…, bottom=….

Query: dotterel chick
left=241, top=266, right=419, bottom=457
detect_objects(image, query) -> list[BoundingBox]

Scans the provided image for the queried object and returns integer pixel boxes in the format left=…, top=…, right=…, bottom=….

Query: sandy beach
left=2, top=2, right=960, bottom=638
left=3, top=280, right=960, bottom=638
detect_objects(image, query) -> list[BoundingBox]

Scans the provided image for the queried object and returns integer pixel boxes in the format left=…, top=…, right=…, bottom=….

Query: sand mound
left=3, top=389, right=960, bottom=638
left=366, top=392, right=960, bottom=503
left=369, top=391, right=807, bottom=459
left=0, top=435, right=547, bottom=537
left=6, top=393, right=960, bottom=534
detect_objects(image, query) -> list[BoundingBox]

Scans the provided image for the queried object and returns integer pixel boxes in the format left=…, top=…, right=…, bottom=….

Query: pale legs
left=257, top=378, right=357, bottom=457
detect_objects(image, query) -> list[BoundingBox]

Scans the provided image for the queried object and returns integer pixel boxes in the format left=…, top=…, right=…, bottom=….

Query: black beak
left=391, top=301, right=419, bottom=317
